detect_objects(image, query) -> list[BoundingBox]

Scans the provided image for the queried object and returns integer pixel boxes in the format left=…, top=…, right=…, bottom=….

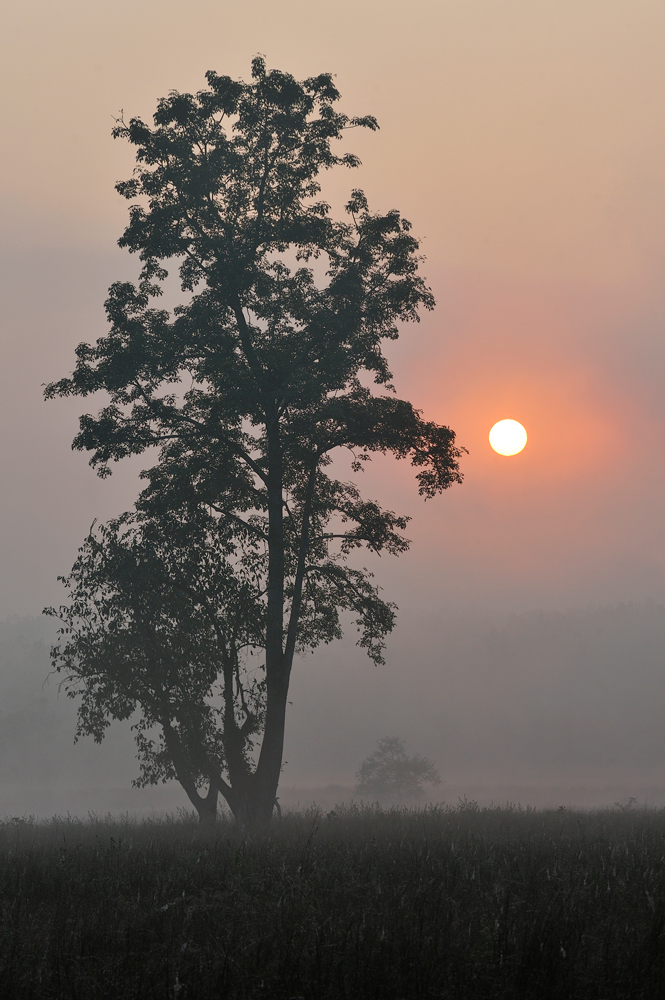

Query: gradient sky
left=0, top=0, right=665, bottom=613
left=2, top=1, right=665, bottom=802
left=2, top=0, right=665, bottom=617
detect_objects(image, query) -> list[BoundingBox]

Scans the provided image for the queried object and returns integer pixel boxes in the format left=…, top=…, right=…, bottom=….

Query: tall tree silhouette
left=46, top=58, right=464, bottom=825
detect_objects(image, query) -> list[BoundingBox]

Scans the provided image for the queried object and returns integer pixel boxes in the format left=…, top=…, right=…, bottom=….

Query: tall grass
left=0, top=802, right=664, bottom=998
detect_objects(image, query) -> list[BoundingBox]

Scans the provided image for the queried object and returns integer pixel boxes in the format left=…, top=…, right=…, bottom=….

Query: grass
left=0, top=802, right=664, bottom=998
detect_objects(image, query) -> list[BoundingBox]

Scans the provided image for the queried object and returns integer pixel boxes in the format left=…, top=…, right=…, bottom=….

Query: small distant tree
left=355, top=736, right=441, bottom=801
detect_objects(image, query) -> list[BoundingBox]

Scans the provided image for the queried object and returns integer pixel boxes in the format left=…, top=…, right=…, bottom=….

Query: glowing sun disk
left=489, top=419, right=527, bottom=456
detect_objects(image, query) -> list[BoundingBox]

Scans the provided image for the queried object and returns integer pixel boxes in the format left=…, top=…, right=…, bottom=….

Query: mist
left=2, top=1, right=665, bottom=816
left=2, top=601, right=664, bottom=818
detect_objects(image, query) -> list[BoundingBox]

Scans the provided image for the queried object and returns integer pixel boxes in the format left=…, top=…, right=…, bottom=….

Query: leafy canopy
left=45, top=56, right=462, bottom=520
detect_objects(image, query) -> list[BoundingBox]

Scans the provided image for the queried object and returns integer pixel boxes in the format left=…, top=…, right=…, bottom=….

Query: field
left=0, top=803, right=664, bottom=999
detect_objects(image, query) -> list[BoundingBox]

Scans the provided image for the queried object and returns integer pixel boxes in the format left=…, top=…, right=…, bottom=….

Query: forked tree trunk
left=225, top=784, right=283, bottom=829
left=196, top=784, right=219, bottom=827
left=162, top=720, right=220, bottom=827
left=219, top=694, right=291, bottom=829
left=198, top=417, right=296, bottom=831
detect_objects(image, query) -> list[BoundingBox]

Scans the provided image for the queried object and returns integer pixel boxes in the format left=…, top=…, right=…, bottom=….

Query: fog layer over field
left=3, top=2, right=665, bottom=816
left=1, top=604, right=663, bottom=818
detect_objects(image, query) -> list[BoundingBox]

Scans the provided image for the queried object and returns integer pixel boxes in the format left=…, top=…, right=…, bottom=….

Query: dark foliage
left=44, top=513, right=266, bottom=825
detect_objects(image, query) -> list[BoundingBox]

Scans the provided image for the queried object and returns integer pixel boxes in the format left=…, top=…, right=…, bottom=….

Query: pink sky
left=2, top=0, right=665, bottom=617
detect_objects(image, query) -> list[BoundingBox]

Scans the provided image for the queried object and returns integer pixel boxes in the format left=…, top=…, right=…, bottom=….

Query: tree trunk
left=224, top=783, right=283, bottom=829
left=192, top=409, right=298, bottom=831
left=196, top=783, right=219, bottom=827
left=161, top=717, right=220, bottom=826
left=251, top=684, right=289, bottom=824
left=248, top=413, right=289, bottom=827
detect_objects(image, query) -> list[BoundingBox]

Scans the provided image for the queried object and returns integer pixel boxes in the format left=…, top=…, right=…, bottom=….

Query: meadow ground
left=0, top=802, right=663, bottom=998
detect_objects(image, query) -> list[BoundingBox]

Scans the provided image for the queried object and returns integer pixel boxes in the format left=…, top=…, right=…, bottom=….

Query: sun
left=489, top=419, right=527, bottom=456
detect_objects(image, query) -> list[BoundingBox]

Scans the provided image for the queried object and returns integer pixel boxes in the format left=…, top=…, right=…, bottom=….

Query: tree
left=355, top=736, right=441, bottom=801
left=45, top=508, right=397, bottom=825
left=45, top=512, right=265, bottom=826
left=46, top=58, right=464, bottom=826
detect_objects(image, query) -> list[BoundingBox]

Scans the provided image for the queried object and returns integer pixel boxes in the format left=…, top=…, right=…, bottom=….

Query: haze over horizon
left=1, top=0, right=665, bottom=813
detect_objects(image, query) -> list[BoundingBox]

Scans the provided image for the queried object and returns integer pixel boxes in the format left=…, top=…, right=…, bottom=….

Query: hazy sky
left=2, top=1, right=665, bottom=807
left=2, top=0, right=665, bottom=617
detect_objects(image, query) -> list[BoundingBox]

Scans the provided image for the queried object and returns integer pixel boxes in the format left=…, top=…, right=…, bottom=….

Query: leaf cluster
left=44, top=513, right=266, bottom=789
